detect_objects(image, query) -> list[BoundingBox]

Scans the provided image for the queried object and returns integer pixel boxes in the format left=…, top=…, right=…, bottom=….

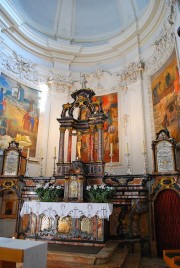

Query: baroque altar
left=20, top=201, right=113, bottom=242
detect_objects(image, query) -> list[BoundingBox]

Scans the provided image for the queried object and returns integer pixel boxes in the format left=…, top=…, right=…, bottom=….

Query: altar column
left=67, top=127, right=73, bottom=163
left=97, top=124, right=103, bottom=162
left=89, top=125, right=95, bottom=162
left=58, top=127, right=66, bottom=162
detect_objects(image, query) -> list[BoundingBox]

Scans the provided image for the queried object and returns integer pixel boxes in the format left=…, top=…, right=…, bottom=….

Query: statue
left=76, top=131, right=82, bottom=160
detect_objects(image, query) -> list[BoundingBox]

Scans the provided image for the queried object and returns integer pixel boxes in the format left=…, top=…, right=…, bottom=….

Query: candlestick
left=54, top=146, right=56, bottom=158
left=27, top=148, right=30, bottom=159
left=142, top=151, right=148, bottom=174
left=108, top=144, right=115, bottom=175
left=126, top=143, right=129, bottom=154
left=52, top=155, right=57, bottom=176
left=125, top=152, right=132, bottom=175
left=40, top=157, right=44, bottom=177
left=110, top=143, right=113, bottom=155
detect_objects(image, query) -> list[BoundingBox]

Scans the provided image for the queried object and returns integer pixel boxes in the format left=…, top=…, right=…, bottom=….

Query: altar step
left=47, top=241, right=132, bottom=268
left=47, top=248, right=130, bottom=268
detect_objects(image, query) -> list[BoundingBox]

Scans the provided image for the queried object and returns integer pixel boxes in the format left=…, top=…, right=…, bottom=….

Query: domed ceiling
left=1, top=0, right=165, bottom=70
left=6, top=0, right=150, bottom=45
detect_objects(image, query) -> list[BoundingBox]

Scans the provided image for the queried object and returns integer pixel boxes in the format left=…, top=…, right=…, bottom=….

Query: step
left=47, top=246, right=129, bottom=268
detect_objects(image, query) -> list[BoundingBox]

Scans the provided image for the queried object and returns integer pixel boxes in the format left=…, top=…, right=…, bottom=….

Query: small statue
left=76, top=131, right=82, bottom=160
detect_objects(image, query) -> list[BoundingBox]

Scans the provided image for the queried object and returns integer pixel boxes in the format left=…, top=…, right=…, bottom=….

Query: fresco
left=0, top=73, right=41, bottom=157
left=151, top=51, right=180, bottom=142
left=81, top=92, right=119, bottom=163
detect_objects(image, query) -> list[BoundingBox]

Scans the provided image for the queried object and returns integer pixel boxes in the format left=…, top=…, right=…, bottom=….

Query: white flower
left=56, top=186, right=62, bottom=189
left=86, top=185, right=91, bottom=191
left=36, top=183, right=42, bottom=189
left=93, top=185, right=98, bottom=190
left=44, top=182, right=49, bottom=189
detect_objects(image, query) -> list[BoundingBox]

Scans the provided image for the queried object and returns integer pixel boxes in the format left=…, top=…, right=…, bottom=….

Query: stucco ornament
left=2, top=51, right=39, bottom=82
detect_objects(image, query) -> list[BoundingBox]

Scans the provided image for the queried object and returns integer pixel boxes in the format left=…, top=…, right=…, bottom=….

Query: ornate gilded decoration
left=2, top=180, right=15, bottom=189
left=159, top=177, right=175, bottom=188
left=69, top=176, right=78, bottom=199
left=152, top=130, right=177, bottom=173
left=57, top=216, right=72, bottom=234
left=57, top=86, right=107, bottom=177
left=81, top=217, right=92, bottom=234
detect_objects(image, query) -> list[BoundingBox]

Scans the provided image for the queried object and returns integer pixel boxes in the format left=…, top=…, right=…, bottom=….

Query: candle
left=126, top=143, right=129, bottom=154
left=110, top=143, right=113, bottom=155
left=27, top=148, right=30, bottom=159
left=54, top=146, right=56, bottom=157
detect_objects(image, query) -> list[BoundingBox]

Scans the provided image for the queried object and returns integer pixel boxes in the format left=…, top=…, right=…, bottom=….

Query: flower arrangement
left=85, top=184, right=115, bottom=203
left=35, top=182, right=64, bottom=202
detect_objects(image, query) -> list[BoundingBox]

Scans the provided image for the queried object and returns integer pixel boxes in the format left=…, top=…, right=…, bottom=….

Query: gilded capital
left=60, top=127, right=66, bottom=132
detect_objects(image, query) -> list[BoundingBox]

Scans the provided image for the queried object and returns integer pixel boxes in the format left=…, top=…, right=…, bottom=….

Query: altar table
left=0, top=237, right=47, bottom=268
left=20, top=202, right=113, bottom=242
left=20, top=201, right=113, bottom=219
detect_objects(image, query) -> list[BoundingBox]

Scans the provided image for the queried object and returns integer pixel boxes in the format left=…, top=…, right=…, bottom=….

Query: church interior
left=0, top=0, right=180, bottom=267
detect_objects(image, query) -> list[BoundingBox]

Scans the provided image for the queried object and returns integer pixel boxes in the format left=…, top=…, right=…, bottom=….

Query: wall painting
left=81, top=92, right=119, bottom=163
left=151, top=50, right=180, bottom=142
left=0, top=73, right=41, bottom=157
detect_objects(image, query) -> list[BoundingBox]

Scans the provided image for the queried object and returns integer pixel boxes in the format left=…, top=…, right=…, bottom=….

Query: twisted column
left=89, top=125, right=95, bottom=162
left=97, top=124, right=103, bottom=162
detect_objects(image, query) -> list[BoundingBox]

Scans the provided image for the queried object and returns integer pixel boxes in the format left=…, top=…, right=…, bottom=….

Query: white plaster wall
left=43, top=89, right=69, bottom=176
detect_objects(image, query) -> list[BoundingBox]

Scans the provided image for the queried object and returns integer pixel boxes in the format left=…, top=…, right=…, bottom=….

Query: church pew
left=163, top=250, right=180, bottom=267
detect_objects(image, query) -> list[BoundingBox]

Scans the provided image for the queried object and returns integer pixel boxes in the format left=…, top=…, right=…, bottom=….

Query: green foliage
left=85, top=185, right=115, bottom=203
left=35, top=184, right=64, bottom=202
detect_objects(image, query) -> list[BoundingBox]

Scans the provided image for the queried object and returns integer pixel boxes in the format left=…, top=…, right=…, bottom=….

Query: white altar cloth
left=20, top=201, right=113, bottom=220
left=0, top=237, right=47, bottom=268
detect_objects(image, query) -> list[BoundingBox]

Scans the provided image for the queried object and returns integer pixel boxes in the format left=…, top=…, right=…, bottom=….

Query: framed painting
left=151, top=50, right=180, bottom=142
left=0, top=73, right=41, bottom=157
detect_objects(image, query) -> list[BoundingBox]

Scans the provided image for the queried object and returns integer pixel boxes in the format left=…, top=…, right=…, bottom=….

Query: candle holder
left=108, top=152, right=115, bottom=175
left=142, top=151, right=148, bottom=174
left=40, top=157, right=44, bottom=177
left=25, top=158, right=29, bottom=177
left=125, top=153, right=132, bottom=175
left=52, top=156, right=57, bottom=175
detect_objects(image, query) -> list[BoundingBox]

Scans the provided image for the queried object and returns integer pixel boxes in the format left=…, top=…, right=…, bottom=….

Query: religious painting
left=151, top=50, right=180, bottom=142
left=100, top=92, right=119, bottom=162
left=0, top=73, right=41, bottom=157
left=80, top=92, right=119, bottom=163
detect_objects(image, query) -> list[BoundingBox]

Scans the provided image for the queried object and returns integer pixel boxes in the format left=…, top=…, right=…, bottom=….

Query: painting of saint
left=0, top=73, right=41, bottom=157
left=80, top=92, right=119, bottom=163
left=151, top=50, right=180, bottom=142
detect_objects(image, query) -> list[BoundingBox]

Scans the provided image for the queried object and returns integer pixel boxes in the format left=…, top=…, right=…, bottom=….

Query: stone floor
left=139, top=257, right=167, bottom=268
left=16, top=256, right=168, bottom=268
